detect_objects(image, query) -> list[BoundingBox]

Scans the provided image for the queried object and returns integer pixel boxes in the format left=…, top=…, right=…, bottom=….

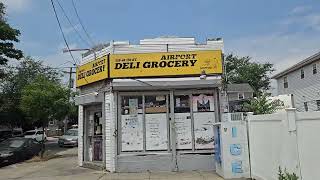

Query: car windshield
left=65, top=130, right=78, bottom=136
left=0, top=139, right=25, bottom=148
left=25, top=131, right=35, bottom=135
left=0, top=131, right=12, bottom=138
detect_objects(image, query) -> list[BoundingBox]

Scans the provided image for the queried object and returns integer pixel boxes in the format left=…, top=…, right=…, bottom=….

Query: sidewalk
left=0, top=155, right=224, bottom=180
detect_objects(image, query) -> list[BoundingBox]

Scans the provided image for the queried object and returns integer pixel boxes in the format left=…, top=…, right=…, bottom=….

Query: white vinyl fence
left=247, top=108, right=320, bottom=180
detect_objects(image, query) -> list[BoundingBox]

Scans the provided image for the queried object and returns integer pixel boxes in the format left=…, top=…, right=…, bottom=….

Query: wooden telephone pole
left=62, top=67, right=76, bottom=133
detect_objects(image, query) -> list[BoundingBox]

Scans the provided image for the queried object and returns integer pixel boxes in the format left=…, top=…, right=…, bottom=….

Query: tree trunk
left=40, top=126, right=45, bottom=158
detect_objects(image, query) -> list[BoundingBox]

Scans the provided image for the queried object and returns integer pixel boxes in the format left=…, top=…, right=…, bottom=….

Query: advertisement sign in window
left=175, top=113, right=192, bottom=150
left=121, top=114, right=143, bottom=151
left=145, top=114, right=168, bottom=150
left=194, top=112, right=215, bottom=149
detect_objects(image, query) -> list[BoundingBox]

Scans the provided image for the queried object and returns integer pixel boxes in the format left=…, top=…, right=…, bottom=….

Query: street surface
left=0, top=155, right=225, bottom=180
left=0, top=138, right=226, bottom=180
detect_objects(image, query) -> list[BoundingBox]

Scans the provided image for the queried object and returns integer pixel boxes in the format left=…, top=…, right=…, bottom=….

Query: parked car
left=58, top=129, right=78, bottom=147
left=0, top=138, right=41, bottom=166
left=0, top=129, right=12, bottom=142
left=24, top=130, right=47, bottom=142
left=12, top=128, right=24, bottom=137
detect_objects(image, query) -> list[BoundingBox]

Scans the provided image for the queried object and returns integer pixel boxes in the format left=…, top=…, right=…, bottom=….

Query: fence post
left=246, top=112, right=254, bottom=179
left=281, top=108, right=301, bottom=177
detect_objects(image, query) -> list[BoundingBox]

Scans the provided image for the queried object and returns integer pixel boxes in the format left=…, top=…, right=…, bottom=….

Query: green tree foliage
left=244, top=93, right=282, bottom=115
left=0, top=57, right=61, bottom=128
left=0, top=2, right=23, bottom=78
left=225, top=54, right=274, bottom=94
left=20, top=75, right=70, bottom=125
left=20, top=75, right=71, bottom=157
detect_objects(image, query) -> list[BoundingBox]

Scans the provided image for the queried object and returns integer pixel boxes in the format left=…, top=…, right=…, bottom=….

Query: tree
left=243, top=93, right=282, bottom=115
left=225, top=54, right=274, bottom=94
left=20, top=75, right=70, bottom=157
left=0, top=57, right=61, bottom=128
left=0, top=2, right=23, bottom=78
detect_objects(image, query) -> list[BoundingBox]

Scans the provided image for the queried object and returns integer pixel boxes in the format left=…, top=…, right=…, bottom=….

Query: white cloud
left=281, top=5, right=320, bottom=32
left=227, top=32, right=320, bottom=74
left=62, top=24, right=81, bottom=35
left=290, top=5, right=312, bottom=15
left=2, top=0, right=32, bottom=13
left=228, top=5, right=320, bottom=75
left=227, top=5, right=320, bottom=94
left=35, top=43, right=82, bottom=68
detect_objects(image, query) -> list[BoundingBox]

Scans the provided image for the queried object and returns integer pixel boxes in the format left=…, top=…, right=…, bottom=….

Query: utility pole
left=62, top=67, right=76, bottom=134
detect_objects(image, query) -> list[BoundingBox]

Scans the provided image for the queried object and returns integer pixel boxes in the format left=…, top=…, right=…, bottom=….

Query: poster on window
left=192, top=94, right=214, bottom=112
left=146, top=114, right=168, bottom=150
left=121, top=114, right=143, bottom=151
left=174, top=113, right=192, bottom=149
left=194, top=112, right=215, bottom=149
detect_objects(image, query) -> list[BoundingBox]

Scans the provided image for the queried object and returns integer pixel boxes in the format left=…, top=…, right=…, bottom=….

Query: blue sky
left=3, top=0, right=320, bottom=75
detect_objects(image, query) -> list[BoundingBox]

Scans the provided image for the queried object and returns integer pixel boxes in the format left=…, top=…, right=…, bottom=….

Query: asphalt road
left=0, top=137, right=76, bottom=168
left=45, top=137, right=72, bottom=156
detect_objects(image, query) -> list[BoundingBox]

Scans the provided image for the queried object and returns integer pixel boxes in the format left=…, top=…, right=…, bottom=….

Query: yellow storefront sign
left=110, top=50, right=222, bottom=78
left=76, top=55, right=108, bottom=87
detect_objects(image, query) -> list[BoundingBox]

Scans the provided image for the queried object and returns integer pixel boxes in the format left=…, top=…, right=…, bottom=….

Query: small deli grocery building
left=76, top=37, right=225, bottom=172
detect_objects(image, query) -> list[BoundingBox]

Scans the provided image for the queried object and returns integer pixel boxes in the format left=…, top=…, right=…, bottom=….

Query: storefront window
left=121, top=96, right=143, bottom=151
left=145, top=95, right=168, bottom=150
left=174, top=95, right=192, bottom=150
left=192, top=94, right=215, bottom=150
left=119, top=92, right=215, bottom=153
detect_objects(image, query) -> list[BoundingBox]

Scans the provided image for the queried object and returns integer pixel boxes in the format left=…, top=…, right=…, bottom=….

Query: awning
left=112, top=76, right=222, bottom=91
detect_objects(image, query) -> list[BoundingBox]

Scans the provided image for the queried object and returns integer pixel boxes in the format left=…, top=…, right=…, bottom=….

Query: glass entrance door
left=85, top=109, right=103, bottom=163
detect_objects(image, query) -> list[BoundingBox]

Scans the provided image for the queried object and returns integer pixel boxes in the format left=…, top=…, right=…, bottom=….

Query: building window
left=119, top=93, right=215, bottom=153
left=238, top=93, right=244, bottom=100
left=304, top=102, right=308, bottom=112
left=313, top=64, right=317, bottom=74
left=283, top=77, right=288, bottom=88
left=301, top=69, right=304, bottom=79
left=317, top=100, right=320, bottom=111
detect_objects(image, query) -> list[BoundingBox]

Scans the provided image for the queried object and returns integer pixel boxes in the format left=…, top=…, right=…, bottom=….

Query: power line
left=56, top=60, right=76, bottom=68
left=50, top=0, right=78, bottom=66
left=50, top=0, right=89, bottom=85
left=71, top=0, right=96, bottom=46
left=55, top=0, right=92, bottom=48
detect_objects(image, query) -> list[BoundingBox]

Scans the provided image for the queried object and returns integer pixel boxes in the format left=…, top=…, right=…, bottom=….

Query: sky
left=2, top=0, right=320, bottom=89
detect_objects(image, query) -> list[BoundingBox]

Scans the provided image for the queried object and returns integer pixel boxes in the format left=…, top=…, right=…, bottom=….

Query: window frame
left=304, top=102, right=308, bottom=112
left=301, top=69, right=304, bottom=79
left=283, top=77, right=288, bottom=88
left=313, top=64, right=317, bottom=75
left=117, top=90, right=217, bottom=155
left=316, top=100, right=320, bottom=111
left=238, top=93, right=245, bottom=100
